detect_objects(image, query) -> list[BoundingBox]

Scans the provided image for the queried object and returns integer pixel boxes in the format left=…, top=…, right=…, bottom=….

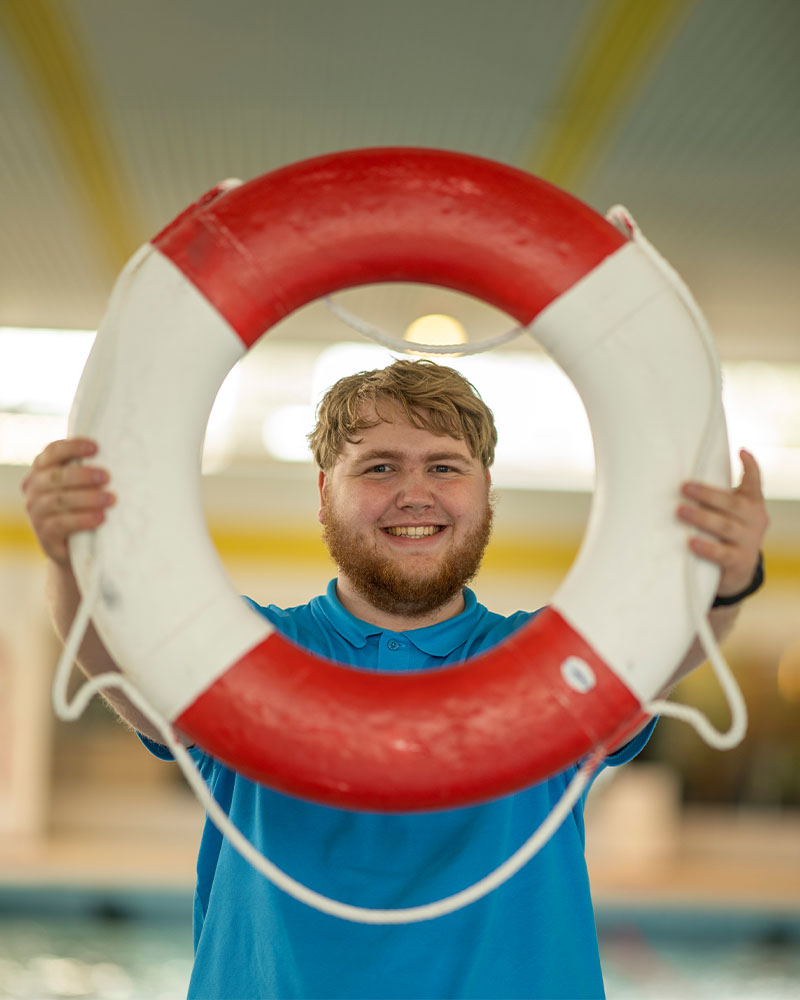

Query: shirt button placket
left=379, top=635, right=410, bottom=671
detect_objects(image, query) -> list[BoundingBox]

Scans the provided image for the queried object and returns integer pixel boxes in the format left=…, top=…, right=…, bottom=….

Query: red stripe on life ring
left=175, top=607, right=644, bottom=811
left=153, top=147, right=625, bottom=346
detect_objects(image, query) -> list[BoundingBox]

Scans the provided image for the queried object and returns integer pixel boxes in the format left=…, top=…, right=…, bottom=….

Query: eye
left=367, top=463, right=391, bottom=474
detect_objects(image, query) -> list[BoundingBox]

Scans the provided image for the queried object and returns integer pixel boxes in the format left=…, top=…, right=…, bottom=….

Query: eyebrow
left=354, top=449, right=472, bottom=464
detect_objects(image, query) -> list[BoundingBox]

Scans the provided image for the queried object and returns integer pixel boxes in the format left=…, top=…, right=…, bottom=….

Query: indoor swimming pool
left=1, top=890, right=798, bottom=999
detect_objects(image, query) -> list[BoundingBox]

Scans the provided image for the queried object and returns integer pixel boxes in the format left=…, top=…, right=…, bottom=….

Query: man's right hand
left=21, top=438, right=116, bottom=567
left=20, top=439, right=165, bottom=737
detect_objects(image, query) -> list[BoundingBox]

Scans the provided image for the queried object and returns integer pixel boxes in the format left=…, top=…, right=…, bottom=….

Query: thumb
left=736, top=449, right=763, bottom=499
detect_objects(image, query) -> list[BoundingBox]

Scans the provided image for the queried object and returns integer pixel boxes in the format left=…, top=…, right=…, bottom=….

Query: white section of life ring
left=68, top=246, right=273, bottom=720
left=528, top=240, right=730, bottom=702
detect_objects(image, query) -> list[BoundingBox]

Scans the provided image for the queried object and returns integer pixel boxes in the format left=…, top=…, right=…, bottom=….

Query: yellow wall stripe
left=2, top=515, right=798, bottom=583
left=525, top=0, right=696, bottom=190
left=0, top=516, right=575, bottom=574
left=1, top=0, right=140, bottom=273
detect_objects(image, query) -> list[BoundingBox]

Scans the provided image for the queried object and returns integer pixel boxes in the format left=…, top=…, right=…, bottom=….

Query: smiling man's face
left=318, top=402, right=493, bottom=625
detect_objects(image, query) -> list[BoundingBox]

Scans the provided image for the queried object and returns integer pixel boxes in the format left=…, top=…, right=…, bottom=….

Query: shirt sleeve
left=604, top=716, right=657, bottom=767
left=137, top=732, right=176, bottom=761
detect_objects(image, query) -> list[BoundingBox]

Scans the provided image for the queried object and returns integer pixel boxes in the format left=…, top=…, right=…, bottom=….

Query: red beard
left=322, top=502, right=494, bottom=619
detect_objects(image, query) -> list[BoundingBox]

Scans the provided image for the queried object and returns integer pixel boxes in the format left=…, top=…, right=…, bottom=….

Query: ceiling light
left=403, top=314, right=467, bottom=347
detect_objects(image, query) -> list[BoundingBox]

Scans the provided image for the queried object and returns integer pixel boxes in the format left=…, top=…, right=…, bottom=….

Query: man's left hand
left=678, top=448, right=769, bottom=601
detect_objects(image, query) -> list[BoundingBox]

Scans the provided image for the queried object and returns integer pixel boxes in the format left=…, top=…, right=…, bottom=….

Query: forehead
left=338, top=402, right=474, bottom=462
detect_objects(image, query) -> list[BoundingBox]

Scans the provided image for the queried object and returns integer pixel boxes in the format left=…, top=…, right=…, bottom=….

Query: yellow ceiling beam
left=525, top=0, right=696, bottom=190
left=1, top=0, right=140, bottom=274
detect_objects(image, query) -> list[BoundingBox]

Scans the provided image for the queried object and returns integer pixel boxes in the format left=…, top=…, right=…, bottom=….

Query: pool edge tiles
left=0, top=883, right=192, bottom=920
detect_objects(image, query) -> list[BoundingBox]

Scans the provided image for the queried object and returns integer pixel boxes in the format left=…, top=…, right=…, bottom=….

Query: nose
left=395, top=470, right=434, bottom=511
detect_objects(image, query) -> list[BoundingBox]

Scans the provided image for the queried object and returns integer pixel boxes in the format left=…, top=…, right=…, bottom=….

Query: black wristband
left=712, top=552, right=764, bottom=607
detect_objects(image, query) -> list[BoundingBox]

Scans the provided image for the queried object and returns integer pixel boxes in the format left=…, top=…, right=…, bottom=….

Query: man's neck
left=334, top=576, right=466, bottom=631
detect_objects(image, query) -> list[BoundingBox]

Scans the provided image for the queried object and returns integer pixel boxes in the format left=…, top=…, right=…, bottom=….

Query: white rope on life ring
left=63, top=148, right=741, bottom=816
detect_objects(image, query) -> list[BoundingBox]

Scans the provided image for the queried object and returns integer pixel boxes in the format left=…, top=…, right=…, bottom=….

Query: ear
left=317, top=469, right=328, bottom=525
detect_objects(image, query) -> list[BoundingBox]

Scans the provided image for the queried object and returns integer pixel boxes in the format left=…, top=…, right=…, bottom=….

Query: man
left=23, top=359, right=768, bottom=999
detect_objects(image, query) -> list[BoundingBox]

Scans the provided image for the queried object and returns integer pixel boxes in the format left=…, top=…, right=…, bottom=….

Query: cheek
left=447, top=483, right=489, bottom=516
left=330, top=486, right=388, bottom=525
left=357, top=482, right=395, bottom=512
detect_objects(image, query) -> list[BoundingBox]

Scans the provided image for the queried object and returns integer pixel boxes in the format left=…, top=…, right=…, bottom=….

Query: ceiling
left=1, top=0, right=798, bottom=361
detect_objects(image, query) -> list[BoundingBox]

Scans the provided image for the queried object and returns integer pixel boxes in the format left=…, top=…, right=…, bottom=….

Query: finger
left=30, top=438, right=98, bottom=472
left=25, top=495, right=113, bottom=551
left=23, top=439, right=98, bottom=494
left=24, top=458, right=108, bottom=501
left=37, top=508, right=110, bottom=563
left=680, top=480, right=745, bottom=517
left=688, top=532, right=762, bottom=598
left=46, top=463, right=109, bottom=492
left=677, top=503, right=743, bottom=545
left=36, top=487, right=115, bottom=519
left=737, top=448, right=764, bottom=500
left=687, top=534, right=738, bottom=568
left=24, top=463, right=114, bottom=538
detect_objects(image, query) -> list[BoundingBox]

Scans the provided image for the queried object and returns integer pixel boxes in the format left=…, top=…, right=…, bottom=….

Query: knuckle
left=733, top=495, right=754, bottom=520
left=36, top=441, right=59, bottom=465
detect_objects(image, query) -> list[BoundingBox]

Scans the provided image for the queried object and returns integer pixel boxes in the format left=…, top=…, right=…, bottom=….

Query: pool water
left=0, top=913, right=192, bottom=999
left=599, top=921, right=800, bottom=999
left=1, top=907, right=798, bottom=999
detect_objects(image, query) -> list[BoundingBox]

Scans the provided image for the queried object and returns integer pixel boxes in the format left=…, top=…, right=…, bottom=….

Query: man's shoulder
left=244, top=592, right=320, bottom=634
left=244, top=584, right=370, bottom=662
left=243, top=593, right=313, bottom=618
left=467, top=601, right=540, bottom=645
left=243, top=586, right=543, bottom=662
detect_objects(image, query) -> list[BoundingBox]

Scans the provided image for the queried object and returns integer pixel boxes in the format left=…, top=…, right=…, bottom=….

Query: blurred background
left=0, top=0, right=798, bottom=997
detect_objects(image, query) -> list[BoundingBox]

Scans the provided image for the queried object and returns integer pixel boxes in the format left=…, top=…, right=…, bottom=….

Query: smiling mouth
left=382, top=526, right=445, bottom=538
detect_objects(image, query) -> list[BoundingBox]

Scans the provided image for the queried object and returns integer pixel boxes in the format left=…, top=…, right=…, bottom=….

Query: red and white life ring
left=68, top=148, right=729, bottom=811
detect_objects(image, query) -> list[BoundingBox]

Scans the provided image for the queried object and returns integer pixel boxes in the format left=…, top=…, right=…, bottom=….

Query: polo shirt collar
left=317, top=579, right=480, bottom=658
left=313, top=579, right=380, bottom=647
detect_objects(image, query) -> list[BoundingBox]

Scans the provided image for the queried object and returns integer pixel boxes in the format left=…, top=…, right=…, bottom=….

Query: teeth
left=384, top=526, right=442, bottom=537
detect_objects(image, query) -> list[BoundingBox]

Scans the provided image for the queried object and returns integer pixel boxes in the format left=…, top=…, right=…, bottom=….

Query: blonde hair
left=308, top=359, right=497, bottom=470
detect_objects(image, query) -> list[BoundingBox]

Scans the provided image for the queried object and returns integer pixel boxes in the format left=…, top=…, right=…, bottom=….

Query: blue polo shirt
left=143, top=582, right=654, bottom=999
